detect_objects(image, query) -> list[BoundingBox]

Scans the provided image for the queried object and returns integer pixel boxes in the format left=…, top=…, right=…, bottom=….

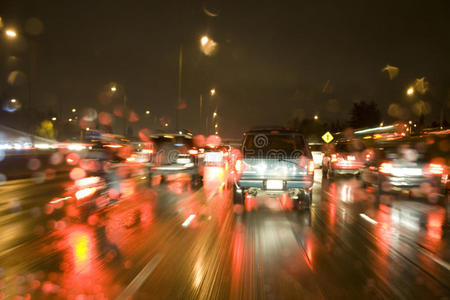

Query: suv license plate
left=266, top=180, right=283, bottom=190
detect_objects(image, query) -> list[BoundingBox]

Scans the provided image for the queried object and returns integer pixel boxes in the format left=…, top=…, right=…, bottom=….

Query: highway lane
left=0, top=168, right=448, bottom=299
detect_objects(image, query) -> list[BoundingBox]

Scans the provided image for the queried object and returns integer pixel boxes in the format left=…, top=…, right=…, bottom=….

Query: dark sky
left=1, top=0, right=449, bottom=137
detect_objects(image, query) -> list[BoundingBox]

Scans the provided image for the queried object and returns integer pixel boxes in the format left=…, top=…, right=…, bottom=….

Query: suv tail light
left=235, top=159, right=242, bottom=173
left=379, top=162, right=393, bottom=175
left=308, top=160, right=315, bottom=174
left=426, top=163, right=445, bottom=175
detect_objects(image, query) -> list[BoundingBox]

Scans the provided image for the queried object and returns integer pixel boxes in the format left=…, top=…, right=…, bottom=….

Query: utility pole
left=176, top=45, right=183, bottom=131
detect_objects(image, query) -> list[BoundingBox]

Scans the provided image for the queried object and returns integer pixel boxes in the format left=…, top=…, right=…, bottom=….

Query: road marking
left=359, top=213, right=378, bottom=225
left=182, top=214, right=196, bottom=227
left=116, top=253, right=164, bottom=300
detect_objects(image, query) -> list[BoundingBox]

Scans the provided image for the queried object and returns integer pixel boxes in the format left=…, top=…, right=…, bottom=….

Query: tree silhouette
left=349, top=101, right=381, bottom=129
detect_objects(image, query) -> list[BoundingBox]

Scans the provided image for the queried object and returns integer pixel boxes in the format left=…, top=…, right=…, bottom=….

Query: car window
left=243, top=133, right=308, bottom=157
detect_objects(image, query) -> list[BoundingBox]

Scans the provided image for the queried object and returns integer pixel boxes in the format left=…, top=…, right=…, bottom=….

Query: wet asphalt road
left=0, top=167, right=449, bottom=299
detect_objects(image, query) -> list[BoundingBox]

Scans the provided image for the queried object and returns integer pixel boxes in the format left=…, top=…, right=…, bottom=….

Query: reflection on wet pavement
left=0, top=168, right=448, bottom=299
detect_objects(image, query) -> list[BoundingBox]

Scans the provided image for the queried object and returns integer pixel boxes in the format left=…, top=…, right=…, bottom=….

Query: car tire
left=148, top=172, right=153, bottom=186
left=301, top=191, right=312, bottom=210
left=233, top=186, right=244, bottom=205
left=326, top=167, right=334, bottom=180
left=322, top=166, right=327, bottom=179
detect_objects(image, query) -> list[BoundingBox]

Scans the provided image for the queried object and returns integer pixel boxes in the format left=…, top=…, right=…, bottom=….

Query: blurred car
left=322, top=139, right=366, bottom=179
left=233, top=128, right=314, bottom=209
left=309, top=142, right=324, bottom=168
left=361, top=135, right=449, bottom=207
left=148, top=133, right=202, bottom=186
left=203, top=144, right=231, bottom=168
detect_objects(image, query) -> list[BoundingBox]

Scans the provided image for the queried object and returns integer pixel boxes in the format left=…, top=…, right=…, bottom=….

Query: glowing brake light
left=331, top=154, right=337, bottom=162
left=75, top=187, right=96, bottom=200
left=126, top=155, right=137, bottom=162
left=104, top=144, right=122, bottom=148
left=308, top=160, right=315, bottom=174
left=379, top=162, right=393, bottom=175
left=427, top=163, right=445, bottom=175
left=188, top=149, right=198, bottom=155
left=75, top=176, right=100, bottom=187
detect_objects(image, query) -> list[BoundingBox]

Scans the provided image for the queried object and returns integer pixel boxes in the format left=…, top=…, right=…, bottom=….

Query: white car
left=309, top=143, right=324, bottom=168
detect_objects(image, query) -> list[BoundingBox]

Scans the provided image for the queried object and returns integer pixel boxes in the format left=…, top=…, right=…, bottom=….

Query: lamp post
left=110, top=84, right=128, bottom=136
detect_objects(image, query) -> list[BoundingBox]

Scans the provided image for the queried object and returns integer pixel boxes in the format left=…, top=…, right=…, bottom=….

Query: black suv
left=233, top=129, right=314, bottom=209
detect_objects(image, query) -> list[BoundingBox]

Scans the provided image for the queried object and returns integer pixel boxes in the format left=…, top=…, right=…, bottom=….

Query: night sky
left=1, top=0, right=449, bottom=137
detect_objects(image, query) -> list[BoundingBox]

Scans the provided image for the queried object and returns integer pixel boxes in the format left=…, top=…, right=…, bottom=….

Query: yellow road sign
left=322, top=131, right=334, bottom=144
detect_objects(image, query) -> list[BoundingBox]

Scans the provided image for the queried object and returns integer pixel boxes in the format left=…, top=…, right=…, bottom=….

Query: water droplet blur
left=7, top=70, right=27, bottom=86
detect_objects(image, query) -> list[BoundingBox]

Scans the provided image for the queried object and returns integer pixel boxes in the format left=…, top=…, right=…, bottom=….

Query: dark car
left=361, top=135, right=449, bottom=207
left=148, top=133, right=202, bottom=186
left=322, top=139, right=366, bottom=179
left=233, top=129, right=314, bottom=209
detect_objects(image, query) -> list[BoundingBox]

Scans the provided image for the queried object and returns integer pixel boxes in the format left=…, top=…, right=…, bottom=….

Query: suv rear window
left=243, top=133, right=308, bottom=158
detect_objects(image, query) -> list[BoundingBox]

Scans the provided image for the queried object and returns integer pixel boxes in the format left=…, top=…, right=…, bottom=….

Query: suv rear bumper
left=237, top=178, right=313, bottom=190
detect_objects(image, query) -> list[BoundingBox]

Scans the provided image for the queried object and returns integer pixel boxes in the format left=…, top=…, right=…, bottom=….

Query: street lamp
left=10, top=98, right=17, bottom=103
left=210, top=88, right=216, bottom=96
left=314, top=115, right=318, bottom=120
left=201, top=36, right=209, bottom=46
left=407, top=87, right=414, bottom=96
left=145, top=110, right=150, bottom=115
left=164, top=123, right=169, bottom=127
left=5, top=29, right=17, bottom=38
left=213, top=112, right=217, bottom=118
left=68, top=118, right=72, bottom=122
left=71, top=108, right=76, bottom=113
left=51, top=117, right=57, bottom=121
left=215, top=124, right=218, bottom=128
left=111, top=86, right=117, bottom=92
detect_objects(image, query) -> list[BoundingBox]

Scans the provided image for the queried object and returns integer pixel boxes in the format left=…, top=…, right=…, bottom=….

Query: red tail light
left=188, top=149, right=198, bottom=155
left=235, top=159, right=242, bottom=173
left=331, top=154, right=337, bottom=162
left=308, top=160, right=315, bottom=174
left=379, top=162, right=393, bottom=174
left=427, top=163, right=445, bottom=175
left=75, top=187, right=97, bottom=200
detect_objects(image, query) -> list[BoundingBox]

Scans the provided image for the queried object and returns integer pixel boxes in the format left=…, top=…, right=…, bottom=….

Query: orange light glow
left=427, top=163, right=445, bottom=175
left=68, top=228, right=93, bottom=273
left=75, top=187, right=96, bottom=200
left=104, top=144, right=122, bottom=148
left=70, top=167, right=86, bottom=180
left=379, top=162, right=393, bottom=174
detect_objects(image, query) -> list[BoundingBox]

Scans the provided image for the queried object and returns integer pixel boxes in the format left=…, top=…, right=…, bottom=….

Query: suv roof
left=244, top=128, right=302, bottom=135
